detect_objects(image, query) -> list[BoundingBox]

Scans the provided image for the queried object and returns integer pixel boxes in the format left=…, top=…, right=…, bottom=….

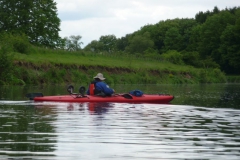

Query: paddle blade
left=122, top=94, right=133, bottom=99
left=26, top=93, right=44, bottom=100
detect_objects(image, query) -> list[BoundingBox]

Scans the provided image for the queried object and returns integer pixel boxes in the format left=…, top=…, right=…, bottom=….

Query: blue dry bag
left=129, top=90, right=144, bottom=97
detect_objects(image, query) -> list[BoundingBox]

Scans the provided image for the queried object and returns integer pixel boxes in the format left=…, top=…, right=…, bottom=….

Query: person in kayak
left=87, top=73, right=115, bottom=96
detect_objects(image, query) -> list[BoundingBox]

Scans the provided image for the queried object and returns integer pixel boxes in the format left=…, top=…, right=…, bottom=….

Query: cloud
left=55, top=0, right=240, bottom=47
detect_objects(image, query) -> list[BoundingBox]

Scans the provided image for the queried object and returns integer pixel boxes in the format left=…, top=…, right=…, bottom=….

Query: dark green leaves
left=0, top=0, right=62, bottom=48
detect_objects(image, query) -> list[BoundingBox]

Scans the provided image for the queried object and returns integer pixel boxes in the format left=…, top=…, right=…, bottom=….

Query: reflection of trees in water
left=0, top=105, right=57, bottom=157
left=219, top=84, right=240, bottom=109
left=170, top=84, right=240, bottom=109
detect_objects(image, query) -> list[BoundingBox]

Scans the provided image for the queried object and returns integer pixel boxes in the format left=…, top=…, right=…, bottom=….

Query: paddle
left=117, top=90, right=143, bottom=99
left=113, top=93, right=133, bottom=99
left=121, top=93, right=133, bottom=99
left=26, top=93, right=43, bottom=100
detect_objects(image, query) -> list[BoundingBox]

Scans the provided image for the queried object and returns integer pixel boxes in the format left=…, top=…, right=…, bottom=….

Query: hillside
left=5, top=47, right=226, bottom=85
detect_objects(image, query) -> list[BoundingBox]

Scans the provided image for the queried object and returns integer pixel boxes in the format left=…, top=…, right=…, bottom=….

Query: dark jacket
left=87, top=80, right=114, bottom=96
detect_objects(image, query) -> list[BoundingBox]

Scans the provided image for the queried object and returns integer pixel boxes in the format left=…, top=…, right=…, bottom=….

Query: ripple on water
left=0, top=102, right=240, bottom=159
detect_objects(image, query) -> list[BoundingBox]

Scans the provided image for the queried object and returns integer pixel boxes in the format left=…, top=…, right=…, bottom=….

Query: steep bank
left=0, top=47, right=227, bottom=85
left=12, top=60, right=226, bottom=85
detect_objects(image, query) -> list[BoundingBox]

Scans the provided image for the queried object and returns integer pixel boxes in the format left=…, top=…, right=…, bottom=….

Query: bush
left=161, top=50, right=184, bottom=64
left=182, top=51, right=201, bottom=67
left=0, top=45, right=13, bottom=83
left=0, top=32, right=30, bottom=54
left=200, top=56, right=220, bottom=69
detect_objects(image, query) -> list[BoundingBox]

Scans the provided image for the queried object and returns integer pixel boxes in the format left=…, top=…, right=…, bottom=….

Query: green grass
left=10, top=47, right=227, bottom=85
left=14, top=49, right=194, bottom=72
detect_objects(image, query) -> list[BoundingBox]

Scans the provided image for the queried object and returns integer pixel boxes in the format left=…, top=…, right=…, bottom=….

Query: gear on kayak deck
left=67, top=85, right=74, bottom=94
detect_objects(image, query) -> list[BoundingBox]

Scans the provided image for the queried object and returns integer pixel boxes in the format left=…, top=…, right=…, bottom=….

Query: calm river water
left=0, top=84, right=240, bottom=159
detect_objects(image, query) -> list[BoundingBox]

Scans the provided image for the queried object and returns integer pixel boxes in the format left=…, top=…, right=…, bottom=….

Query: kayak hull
left=33, top=94, right=174, bottom=104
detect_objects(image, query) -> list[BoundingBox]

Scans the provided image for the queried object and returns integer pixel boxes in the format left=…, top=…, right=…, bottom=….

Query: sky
left=55, top=0, right=239, bottom=47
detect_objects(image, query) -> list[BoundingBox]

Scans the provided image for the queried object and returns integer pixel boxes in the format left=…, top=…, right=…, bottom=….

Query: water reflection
left=1, top=101, right=240, bottom=159
left=0, top=104, right=57, bottom=159
left=49, top=103, right=240, bottom=159
left=0, top=84, right=240, bottom=159
left=66, top=102, right=114, bottom=115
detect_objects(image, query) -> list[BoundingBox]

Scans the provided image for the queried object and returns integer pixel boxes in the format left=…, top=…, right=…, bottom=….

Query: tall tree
left=195, top=6, right=219, bottom=24
left=125, top=32, right=154, bottom=54
left=115, top=36, right=129, bottom=51
left=64, top=35, right=83, bottom=51
left=99, top=35, right=117, bottom=52
left=146, top=18, right=196, bottom=53
left=219, top=9, right=240, bottom=74
left=84, top=40, right=104, bottom=53
left=198, top=11, right=235, bottom=60
left=164, top=27, right=182, bottom=51
left=0, top=0, right=62, bottom=48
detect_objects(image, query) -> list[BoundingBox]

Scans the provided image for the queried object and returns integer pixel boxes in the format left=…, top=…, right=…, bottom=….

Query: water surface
left=0, top=84, right=240, bottom=159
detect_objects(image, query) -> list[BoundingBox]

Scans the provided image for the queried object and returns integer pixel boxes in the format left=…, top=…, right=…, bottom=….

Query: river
left=0, top=84, right=240, bottom=159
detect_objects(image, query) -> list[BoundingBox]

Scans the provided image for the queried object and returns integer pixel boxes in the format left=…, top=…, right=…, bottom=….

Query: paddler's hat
left=93, top=73, right=106, bottom=80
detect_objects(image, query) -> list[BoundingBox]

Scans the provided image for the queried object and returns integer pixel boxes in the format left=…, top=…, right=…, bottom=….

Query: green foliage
left=198, top=10, right=235, bottom=60
left=227, top=75, right=240, bottom=83
left=161, top=50, right=184, bottom=65
left=0, top=0, right=62, bottom=48
left=84, top=40, right=104, bottom=53
left=115, top=36, right=129, bottom=51
left=0, top=3, right=239, bottom=75
left=181, top=51, right=201, bottom=67
left=144, top=18, right=197, bottom=53
left=104, top=7, right=240, bottom=74
left=195, top=6, right=220, bottom=24
left=0, top=32, right=30, bottom=54
left=13, top=67, right=35, bottom=84
left=81, top=6, right=240, bottom=75
left=84, top=35, right=118, bottom=53
left=64, top=35, right=83, bottom=51
left=219, top=9, right=240, bottom=74
left=99, top=35, right=117, bottom=52
left=125, top=32, right=154, bottom=54
left=0, top=45, right=13, bottom=84
left=9, top=46, right=227, bottom=85
left=212, top=68, right=226, bottom=82
left=1, top=4, right=236, bottom=84
left=200, top=56, right=220, bottom=69
left=193, top=68, right=226, bottom=83
left=143, top=48, right=162, bottom=60
left=163, top=27, right=182, bottom=51
left=199, top=69, right=208, bottom=83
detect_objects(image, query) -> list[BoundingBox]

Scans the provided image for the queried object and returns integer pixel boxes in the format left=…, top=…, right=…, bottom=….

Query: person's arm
left=98, top=82, right=114, bottom=95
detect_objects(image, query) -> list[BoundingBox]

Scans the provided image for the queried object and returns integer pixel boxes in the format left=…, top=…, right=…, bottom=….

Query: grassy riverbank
left=5, top=46, right=226, bottom=85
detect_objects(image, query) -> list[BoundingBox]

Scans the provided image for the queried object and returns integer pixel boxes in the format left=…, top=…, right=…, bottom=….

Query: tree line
left=0, top=0, right=239, bottom=75
left=84, top=6, right=240, bottom=75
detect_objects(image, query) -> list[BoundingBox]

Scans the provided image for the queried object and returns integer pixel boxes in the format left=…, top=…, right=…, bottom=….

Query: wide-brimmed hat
left=93, top=73, right=106, bottom=80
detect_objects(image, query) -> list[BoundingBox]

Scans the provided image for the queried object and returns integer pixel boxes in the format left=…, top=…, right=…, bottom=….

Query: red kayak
left=26, top=85, right=174, bottom=104
left=31, top=94, right=174, bottom=104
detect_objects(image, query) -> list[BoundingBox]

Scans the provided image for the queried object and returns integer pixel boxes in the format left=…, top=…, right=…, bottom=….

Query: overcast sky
left=55, top=0, right=239, bottom=47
